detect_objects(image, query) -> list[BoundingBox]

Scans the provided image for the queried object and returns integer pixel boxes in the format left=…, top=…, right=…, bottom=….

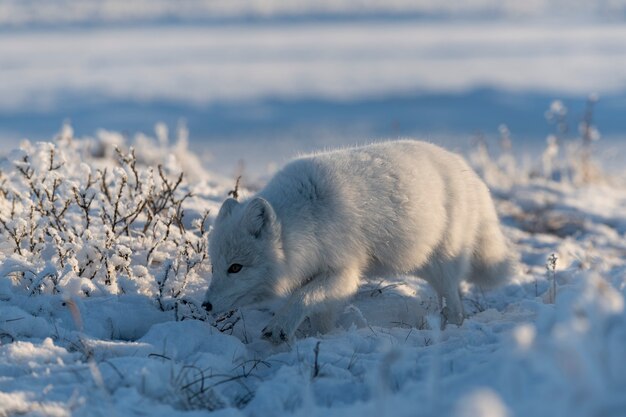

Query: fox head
left=203, top=197, right=284, bottom=314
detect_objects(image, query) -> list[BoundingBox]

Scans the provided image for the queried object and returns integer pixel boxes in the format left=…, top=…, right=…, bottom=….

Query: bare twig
left=228, top=176, right=242, bottom=200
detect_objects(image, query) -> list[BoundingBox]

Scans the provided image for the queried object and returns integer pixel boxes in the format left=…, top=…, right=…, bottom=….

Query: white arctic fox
left=203, top=140, right=512, bottom=343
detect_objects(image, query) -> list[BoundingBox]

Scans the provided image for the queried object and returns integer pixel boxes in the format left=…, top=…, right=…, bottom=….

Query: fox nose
left=202, top=301, right=213, bottom=312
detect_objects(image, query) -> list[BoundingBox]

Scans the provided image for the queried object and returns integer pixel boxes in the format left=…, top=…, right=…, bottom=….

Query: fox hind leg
left=414, top=253, right=470, bottom=327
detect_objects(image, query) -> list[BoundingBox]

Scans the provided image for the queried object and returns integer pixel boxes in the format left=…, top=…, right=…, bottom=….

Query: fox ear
left=243, top=197, right=275, bottom=238
left=216, top=198, right=239, bottom=221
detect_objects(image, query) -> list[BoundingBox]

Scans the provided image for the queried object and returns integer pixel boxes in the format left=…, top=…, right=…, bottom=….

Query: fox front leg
left=261, top=266, right=361, bottom=343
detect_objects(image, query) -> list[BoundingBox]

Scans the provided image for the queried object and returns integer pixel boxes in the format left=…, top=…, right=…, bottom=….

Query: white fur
left=204, top=140, right=513, bottom=342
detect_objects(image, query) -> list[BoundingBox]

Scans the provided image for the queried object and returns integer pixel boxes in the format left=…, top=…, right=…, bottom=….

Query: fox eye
left=228, top=263, right=243, bottom=274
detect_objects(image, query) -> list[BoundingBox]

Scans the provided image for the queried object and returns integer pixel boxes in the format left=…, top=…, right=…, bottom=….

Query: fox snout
left=202, top=301, right=213, bottom=312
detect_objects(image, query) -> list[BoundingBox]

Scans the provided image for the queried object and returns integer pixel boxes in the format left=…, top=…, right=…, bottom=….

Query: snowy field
left=3, top=3, right=626, bottom=170
left=2, top=2, right=626, bottom=416
left=4, top=22, right=626, bottom=111
left=0, top=124, right=625, bottom=417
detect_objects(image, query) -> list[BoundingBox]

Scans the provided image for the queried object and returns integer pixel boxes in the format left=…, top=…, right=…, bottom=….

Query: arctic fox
left=203, top=140, right=512, bottom=343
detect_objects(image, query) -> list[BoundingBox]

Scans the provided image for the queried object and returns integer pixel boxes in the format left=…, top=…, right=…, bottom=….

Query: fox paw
left=261, top=320, right=291, bottom=344
left=441, top=306, right=464, bottom=329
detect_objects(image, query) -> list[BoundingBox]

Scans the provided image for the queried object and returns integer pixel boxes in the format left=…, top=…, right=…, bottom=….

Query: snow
left=0, top=125, right=625, bottom=416
left=4, top=14, right=626, bottom=170
left=2, top=4, right=626, bottom=414
left=2, top=0, right=624, bottom=27
left=2, top=22, right=626, bottom=113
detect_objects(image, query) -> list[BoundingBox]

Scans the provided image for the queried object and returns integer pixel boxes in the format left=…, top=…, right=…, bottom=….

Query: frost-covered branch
left=0, top=126, right=210, bottom=310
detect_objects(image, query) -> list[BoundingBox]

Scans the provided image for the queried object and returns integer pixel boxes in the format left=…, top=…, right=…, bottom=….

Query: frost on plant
left=541, top=96, right=602, bottom=184
left=0, top=126, right=210, bottom=314
left=546, top=253, right=558, bottom=304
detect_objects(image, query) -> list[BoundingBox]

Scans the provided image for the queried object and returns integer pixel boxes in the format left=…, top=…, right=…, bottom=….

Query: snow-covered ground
left=4, top=16, right=626, bottom=177
left=2, top=0, right=624, bottom=27
left=4, top=22, right=626, bottom=111
left=0, top=126, right=625, bottom=417
left=2, top=2, right=626, bottom=415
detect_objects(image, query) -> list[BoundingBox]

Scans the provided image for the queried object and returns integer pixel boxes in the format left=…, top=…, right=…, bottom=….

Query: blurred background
left=1, top=0, right=626, bottom=175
